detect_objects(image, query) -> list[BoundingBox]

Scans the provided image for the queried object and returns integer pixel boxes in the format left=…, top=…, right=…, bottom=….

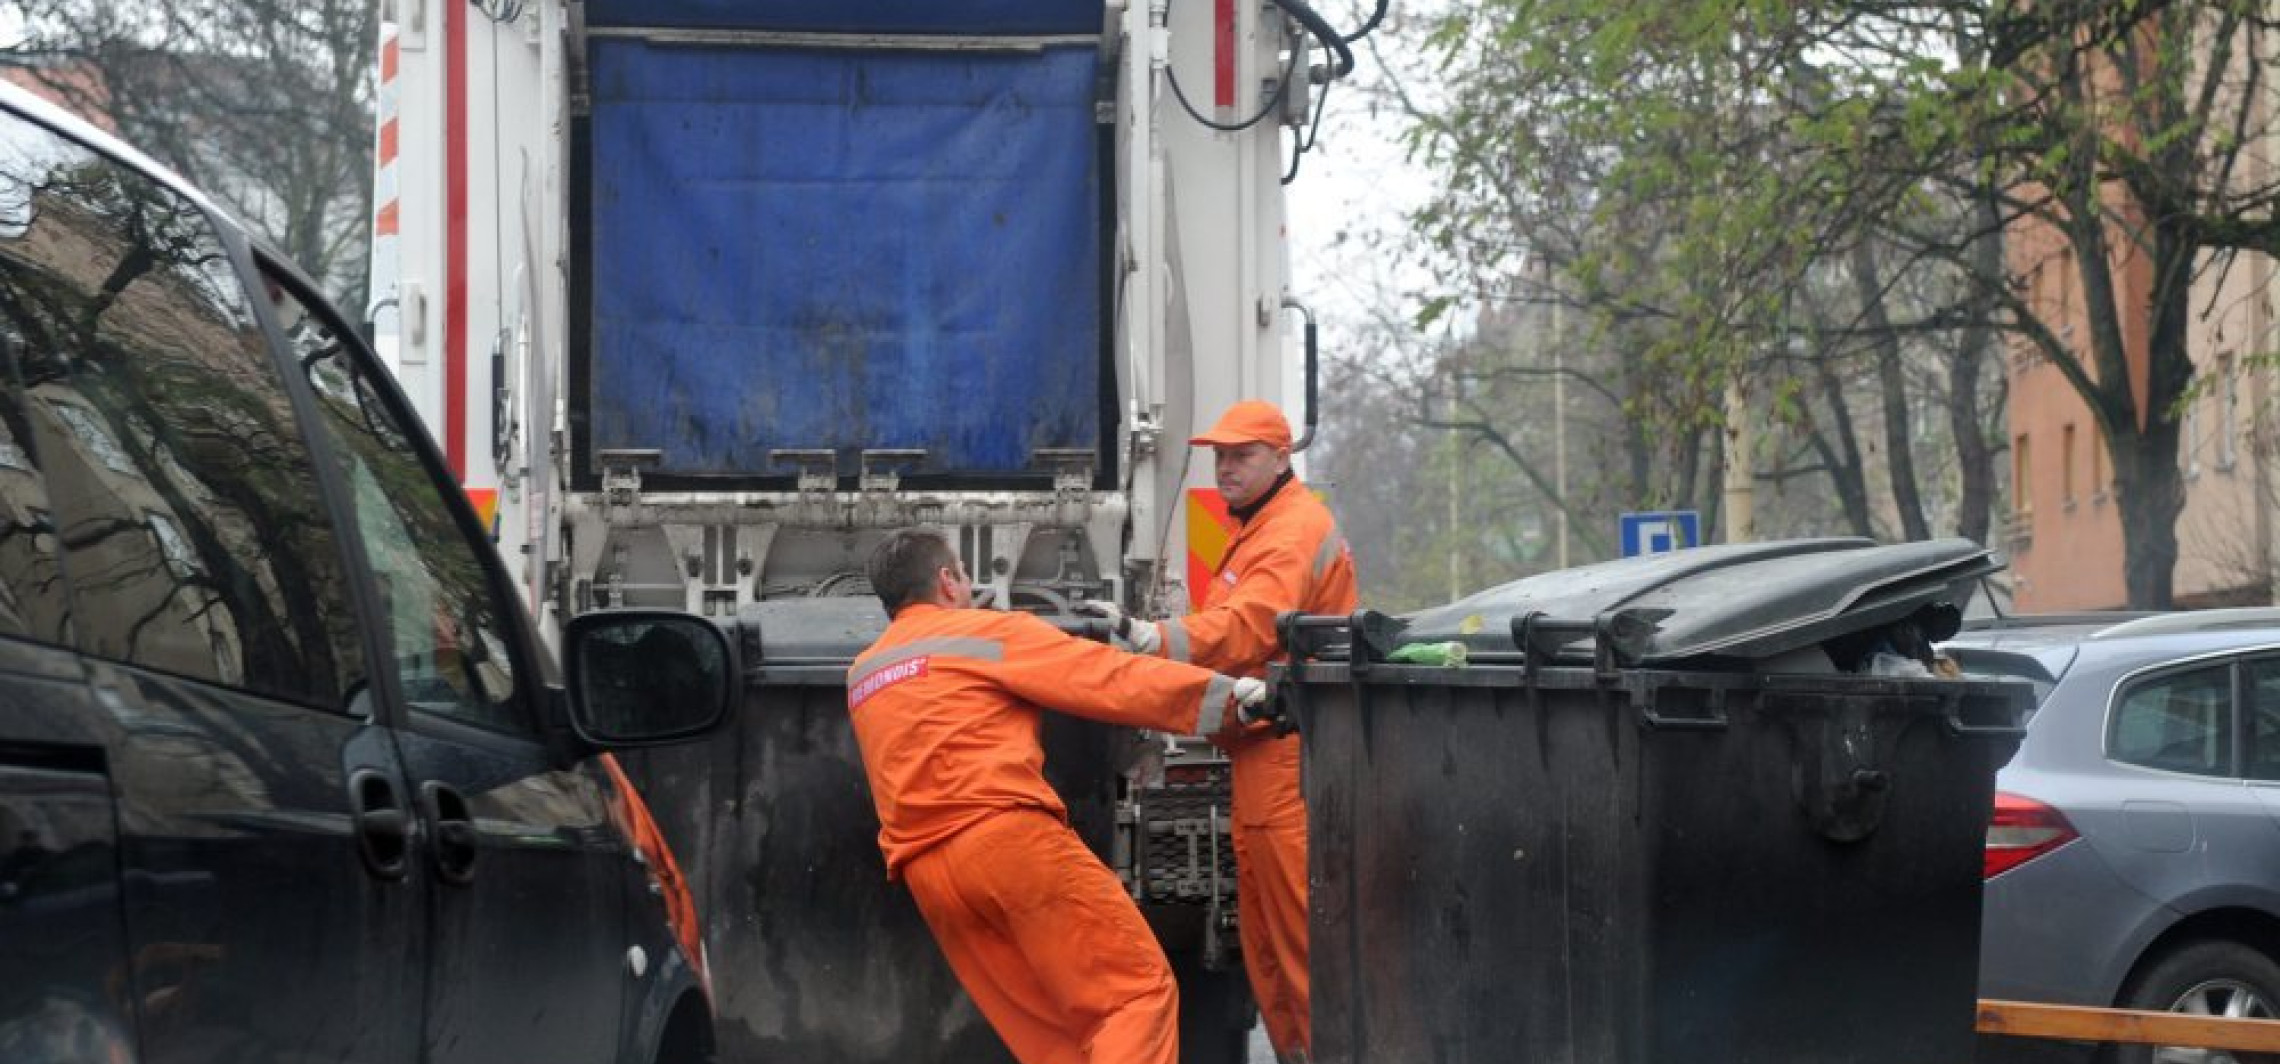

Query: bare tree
left=3, top=0, right=377, bottom=308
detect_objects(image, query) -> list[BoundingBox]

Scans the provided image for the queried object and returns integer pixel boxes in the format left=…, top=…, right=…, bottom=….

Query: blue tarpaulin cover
left=584, top=0, right=1101, bottom=36
left=585, top=40, right=1103, bottom=478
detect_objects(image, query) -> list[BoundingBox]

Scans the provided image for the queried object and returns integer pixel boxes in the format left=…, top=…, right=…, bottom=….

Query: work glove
left=1082, top=600, right=1162, bottom=655
left=1231, top=677, right=1274, bottom=725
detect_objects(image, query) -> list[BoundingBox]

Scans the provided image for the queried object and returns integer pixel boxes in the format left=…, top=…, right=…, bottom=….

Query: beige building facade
left=2006, top=215, right=2279, bottom=610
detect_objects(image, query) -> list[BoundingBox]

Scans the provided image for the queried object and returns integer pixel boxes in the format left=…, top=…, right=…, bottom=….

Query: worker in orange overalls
left=847, top=527, right=1271, bottom=1064
left=1087, top=399, right=1358, bottom=1064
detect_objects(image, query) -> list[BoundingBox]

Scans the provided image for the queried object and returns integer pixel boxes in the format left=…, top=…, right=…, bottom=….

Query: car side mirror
left=561, top=610, right=736, bottom=747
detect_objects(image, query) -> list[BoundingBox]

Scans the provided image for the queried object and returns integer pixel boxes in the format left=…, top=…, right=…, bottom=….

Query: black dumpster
left=615, top=598, right=1254, bottom=1064
left=1279, top=538, right=2033, bottom=1064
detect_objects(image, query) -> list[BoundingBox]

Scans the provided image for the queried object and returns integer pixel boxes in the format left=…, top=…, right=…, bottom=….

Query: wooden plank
left=1978, top=999, right=2280, bottom=1052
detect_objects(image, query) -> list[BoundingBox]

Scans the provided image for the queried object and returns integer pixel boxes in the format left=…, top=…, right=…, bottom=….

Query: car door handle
left=420, top=781, right=477, bottom=886
left=349, top=769, right=411, bottom=881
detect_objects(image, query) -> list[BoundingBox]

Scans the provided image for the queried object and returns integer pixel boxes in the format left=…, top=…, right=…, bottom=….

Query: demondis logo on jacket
left=850, top=657, right=930, bottom=708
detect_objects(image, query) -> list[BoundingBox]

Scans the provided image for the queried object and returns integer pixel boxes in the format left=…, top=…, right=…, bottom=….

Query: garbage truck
left=368, top=0, right=1376, bottom=1059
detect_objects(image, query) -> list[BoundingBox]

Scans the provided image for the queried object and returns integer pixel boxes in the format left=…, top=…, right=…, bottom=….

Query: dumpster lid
left=735, top=599, right=1117, bottom=667
left=1398, top=537, right=2000, bottom=666
left=738, top=598, right=890, bottom=665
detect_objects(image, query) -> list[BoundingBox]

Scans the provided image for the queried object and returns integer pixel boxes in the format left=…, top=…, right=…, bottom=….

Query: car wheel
left=2109, top=939, right=2280, bottom=1064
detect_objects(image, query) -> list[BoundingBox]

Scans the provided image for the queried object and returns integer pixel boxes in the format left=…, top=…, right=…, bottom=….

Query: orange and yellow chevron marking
left=1186, top=488, right=1237, bottom=611
left=464, top=487, right=499, bottom=541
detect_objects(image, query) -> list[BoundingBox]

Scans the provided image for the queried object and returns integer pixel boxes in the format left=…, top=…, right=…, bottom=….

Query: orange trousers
left=1230, top=733, right=1310, bottom=1057
left=903, top=810, right=1179, bottom=1064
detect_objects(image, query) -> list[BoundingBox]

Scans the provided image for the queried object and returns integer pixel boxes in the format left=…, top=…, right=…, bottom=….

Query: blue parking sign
left=1620, top=511, right=1700, bottom=557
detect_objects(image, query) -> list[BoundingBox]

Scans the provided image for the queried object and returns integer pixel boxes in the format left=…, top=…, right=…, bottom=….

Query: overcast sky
left=1286, top=17, right=1448, bottom=372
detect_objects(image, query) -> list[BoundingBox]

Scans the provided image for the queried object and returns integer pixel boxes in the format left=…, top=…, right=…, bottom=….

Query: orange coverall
left=847, top=603, right=1240, bottom=1064
left=1147, top=478, right=1357, bottom=1059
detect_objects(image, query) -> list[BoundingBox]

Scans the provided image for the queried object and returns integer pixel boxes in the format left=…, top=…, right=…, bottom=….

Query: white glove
left=1083, top=600, right=1163, bottom=655
left=1231, top=677, right=1271, bottom=724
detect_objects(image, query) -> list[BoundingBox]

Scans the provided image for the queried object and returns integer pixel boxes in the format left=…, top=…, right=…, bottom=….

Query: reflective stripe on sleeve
left=1163, top=620, right=1191, bottom=663
left=1311, top=527, right=1346, bottom=581
left=1196, top=673, right=1234, bottom=735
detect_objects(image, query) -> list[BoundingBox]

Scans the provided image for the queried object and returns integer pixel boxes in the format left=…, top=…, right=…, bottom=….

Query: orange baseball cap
left=1188, top=400, right=1293, bottom=450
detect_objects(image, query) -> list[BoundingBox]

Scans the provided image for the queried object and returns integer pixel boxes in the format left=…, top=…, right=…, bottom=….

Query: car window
left=0, top=113, right=366, bottom=708
left=260, top=274, right=524, bottom=734
left=2241, top=659, right=2280, bottom=782
left=2110, top=663, right=2234, bottom=777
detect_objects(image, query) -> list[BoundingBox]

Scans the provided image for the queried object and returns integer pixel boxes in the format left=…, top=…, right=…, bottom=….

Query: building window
left=2009, top=339, right=2037, bottom=376
left=51, top=404, right=137, bottom=476
left=2091, top=424, right=2108, bottom=502
left=144, top=512, right=202, bottom=581
left=2061, top=423, right=2076, bottom=506
left=2184, top=384, right=2203, bottom=479
left=2014, top=433, right=2033, bottom=516
left=2219, top=355, right=2239, bottom=472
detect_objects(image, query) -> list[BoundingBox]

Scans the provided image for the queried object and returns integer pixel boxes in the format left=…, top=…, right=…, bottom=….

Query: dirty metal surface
left=1296, top=665, right=2028, bottom=1064
left=618, top=673, right=1122, bottom=1063
left=584, top=41, right=1102, bottom=479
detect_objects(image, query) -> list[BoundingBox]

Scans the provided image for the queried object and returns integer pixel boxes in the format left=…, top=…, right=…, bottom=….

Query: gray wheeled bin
left=1276, top=538, right=2033, bottom=1064
left=613, top=598, right=1254, bottom=1064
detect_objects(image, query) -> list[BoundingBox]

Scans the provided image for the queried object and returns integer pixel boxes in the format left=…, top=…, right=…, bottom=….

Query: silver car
left=1949, top=610, right=2280, bottom=1064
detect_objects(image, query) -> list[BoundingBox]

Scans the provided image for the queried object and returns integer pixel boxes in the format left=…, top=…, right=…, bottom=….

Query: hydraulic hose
left=1339, top=0, right=1389, bottom=43
left=1167, top=0, right=1364, bottom=134
left=1269, top=0, right=1356, bottom=79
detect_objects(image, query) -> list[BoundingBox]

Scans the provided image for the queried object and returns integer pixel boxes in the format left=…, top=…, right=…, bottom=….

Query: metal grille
left=1134, top=769, right=1239, bottom=907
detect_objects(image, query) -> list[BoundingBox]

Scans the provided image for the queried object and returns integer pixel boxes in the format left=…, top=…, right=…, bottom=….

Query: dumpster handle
left=1941, top=692, right=2028, bottom=738
left=1276, top=610, right=1406, bottom=665
left=739, top=616, right=767, bottom=684
left=1276, top=611, right=1341, bottom=734
left=1274, top=611, right=1307, bottom=662
left=1272, top=611, right=1335, bottom=736
left=1344, top=611, right=1376, bottom=732
left=1267, top=610, right=1386, bottom=738
left=1274, top=611, right=1401, bottom=734
left=1272, top=611, right=1311, bottom=736
left=1513, top=612, right=1621, bottom=683
left=1635, top=683, right=1730, bottom=731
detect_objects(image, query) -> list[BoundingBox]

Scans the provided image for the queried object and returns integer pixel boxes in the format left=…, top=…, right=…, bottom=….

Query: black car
left=0, top=83, right=733, bottom=1063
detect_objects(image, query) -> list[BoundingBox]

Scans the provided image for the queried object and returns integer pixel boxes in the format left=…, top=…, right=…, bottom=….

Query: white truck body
left=371, top=0, right=1322, bottom=636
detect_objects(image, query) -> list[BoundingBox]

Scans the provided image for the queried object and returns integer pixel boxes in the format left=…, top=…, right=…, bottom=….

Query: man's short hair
left=868, top=528, right=957, bottom=615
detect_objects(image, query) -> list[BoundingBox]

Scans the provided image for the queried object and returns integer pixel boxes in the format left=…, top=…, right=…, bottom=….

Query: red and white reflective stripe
left=443, top=0, right=470, bottom=478
left=368, top=16, right=400, bottom=368
left=1213, top=0, right=1235, bottom=109
left=373, top=31, right=399, bottom=238
left=367, top=21, right=402, bottom=376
